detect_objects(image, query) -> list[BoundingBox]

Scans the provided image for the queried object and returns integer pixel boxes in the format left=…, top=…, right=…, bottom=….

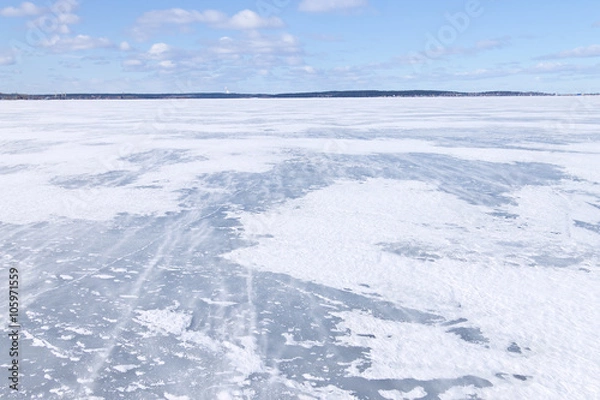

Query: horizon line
left=1, top=89, right=598, bottom=100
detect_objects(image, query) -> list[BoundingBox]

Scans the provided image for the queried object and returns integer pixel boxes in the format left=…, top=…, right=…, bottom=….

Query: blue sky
left=0, top=0, right=599, bottom=93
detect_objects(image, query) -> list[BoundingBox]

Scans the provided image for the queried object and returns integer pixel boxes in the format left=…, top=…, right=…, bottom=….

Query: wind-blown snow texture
left=0, top=97, right=599, bottom=399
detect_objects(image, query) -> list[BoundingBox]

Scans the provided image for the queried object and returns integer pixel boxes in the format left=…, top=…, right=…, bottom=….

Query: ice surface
left=0, top=97, right=599, bottom=399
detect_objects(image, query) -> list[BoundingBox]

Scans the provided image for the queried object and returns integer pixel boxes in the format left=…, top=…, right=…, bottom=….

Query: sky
left=0, top=0, right=598, bottom=94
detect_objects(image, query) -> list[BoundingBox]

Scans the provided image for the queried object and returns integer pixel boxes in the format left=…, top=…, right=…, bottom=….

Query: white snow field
left=0, top=97, right=599, bottom=399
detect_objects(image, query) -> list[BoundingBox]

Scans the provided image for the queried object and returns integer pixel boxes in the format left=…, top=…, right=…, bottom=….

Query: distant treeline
left=0, top=90, right=588, bottom=100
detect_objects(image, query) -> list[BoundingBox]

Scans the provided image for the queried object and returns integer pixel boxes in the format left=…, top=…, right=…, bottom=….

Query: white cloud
left=41, top=34, right=113, bottom=52
left=122, top=59, right=143, bottom=67
left=298, top=0, right=368, bottom=13
left=158, top=60, right=176, bottom=69
left=121, top=59, right=148, bottom=72
left=473, top=38, right=511, bottom=52
left=17, top=1, right=114, bottom=54
left=537, top=44, right=600, bottom=60
left=529, top=62, right=576, bottom=73
left=133, top=8, right=283, bottom=40
left=27, top=0, right=80, bottom=35
left=451, top=67, right=513, bottom=79
left=120, top=42, right=185, bottom=72
left=148, top=43, right=172, bottom=57
left=209, top=32, right=300, bottom=57
left=0, top=1, right=43, bottom=17
left=0, top=54, right=16, bottom=66
left=437, top=37, right=511, bottom=57
left=136, top=8, right=226, bottom=27
left=118, top=31, right=304, bottom=81
left=219, top=10, right=284, bottom=30
left=119, top=41, right=132, bottom=51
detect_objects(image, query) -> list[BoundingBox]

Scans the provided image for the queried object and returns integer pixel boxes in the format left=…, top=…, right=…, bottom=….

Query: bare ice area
left=0, top=97, right=599, bottom=399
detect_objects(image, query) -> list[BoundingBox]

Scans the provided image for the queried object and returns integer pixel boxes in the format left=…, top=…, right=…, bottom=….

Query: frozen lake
left=0, top=97, right=599, bottom=399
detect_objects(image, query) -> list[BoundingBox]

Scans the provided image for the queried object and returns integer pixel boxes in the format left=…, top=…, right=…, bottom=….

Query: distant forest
left=1, top=90, right=593, bottom=100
